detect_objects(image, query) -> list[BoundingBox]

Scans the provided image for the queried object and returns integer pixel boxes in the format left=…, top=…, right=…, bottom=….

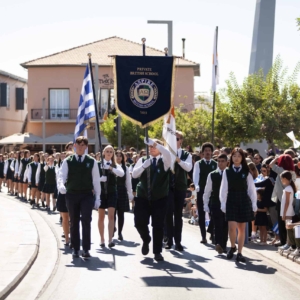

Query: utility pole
left=147, top=20, right=173, bottom=55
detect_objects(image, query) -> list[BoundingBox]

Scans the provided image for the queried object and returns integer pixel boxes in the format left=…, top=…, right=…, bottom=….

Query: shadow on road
left=169, top=250, right=214, bottom=279
left=97, top=247, right=135, bottom=257
left=115, top=240, right=140, bottom=248
left=66, top=257, right=114, bottom=271
left=141, top=275, right=222, bottom=289
left=235, top=258, right=277, bottom=274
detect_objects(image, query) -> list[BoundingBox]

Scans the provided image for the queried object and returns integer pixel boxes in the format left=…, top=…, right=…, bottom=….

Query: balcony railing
left=31, top=109, right=78, bottom=120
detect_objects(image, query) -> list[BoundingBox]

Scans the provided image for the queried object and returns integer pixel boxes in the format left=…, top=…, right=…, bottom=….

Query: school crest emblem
left=86, top=163, right=90, bottom=168
left=130, top=78, right=158, bottom=109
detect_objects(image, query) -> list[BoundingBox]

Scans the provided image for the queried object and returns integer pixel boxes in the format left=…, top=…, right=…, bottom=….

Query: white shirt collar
left=217, top=167, right=224, bottom=175
left=232, top=165, right=241, bottom=171
left=103, top=158, right=112, bottom=164
left=75, top=154, right=86, bottom=161
left=150, top=155, right=161, bottom=160
left=203, top=158, right=212, bottom=164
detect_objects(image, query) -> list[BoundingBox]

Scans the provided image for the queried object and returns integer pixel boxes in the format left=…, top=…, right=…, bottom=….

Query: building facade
left=0, top=70, right=27, bottom=139
left=20, top=36, right=200, bottom=147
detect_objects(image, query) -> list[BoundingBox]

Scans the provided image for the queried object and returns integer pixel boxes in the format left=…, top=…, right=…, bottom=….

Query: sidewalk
left=182, top=216, right=300, bottom=277
left=0, top=193, right=39, bottom=299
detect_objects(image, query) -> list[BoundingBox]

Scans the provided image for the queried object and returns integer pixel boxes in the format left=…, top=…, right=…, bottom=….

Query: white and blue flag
left=74, top=64, right=96, bottom=141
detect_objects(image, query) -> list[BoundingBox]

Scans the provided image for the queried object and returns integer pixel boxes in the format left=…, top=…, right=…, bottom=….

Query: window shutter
left=0, top=83, right=7, bottom=107
left=16, top=88, right=24, bottom=110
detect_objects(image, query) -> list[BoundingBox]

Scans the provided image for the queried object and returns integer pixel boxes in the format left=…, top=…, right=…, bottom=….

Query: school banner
left=114, top=56, right=175, bottom=127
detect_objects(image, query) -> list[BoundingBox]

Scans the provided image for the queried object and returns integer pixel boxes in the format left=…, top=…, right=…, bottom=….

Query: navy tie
left=152, top=157, right=157, bottom=170
left=78, top=155, right=82, bottom=163
left=206, top=161, right=209, bottom=165
left=234, top=167, right=239, bottom=173
left=106, top=162, right=110, bottom=165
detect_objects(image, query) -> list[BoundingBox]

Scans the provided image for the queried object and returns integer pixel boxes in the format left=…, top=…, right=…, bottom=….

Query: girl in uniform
left=4, top=152, right=14, bottom=194
left=42, top=155, right=56, bottom=212
left=36, top=153, right=47, bottom=207
left=220, top=148, right=257, bottom=262
left=0, top=154, right=4, bottom=191
left=115, top=150, right=133, bottom=240
left=98, top=145, right=124, bottom=248
left=56, top=151, right=71, bottom=245
left=27, top=153, right=40, bottom=207
left=18, top=150, right=31, bottom=201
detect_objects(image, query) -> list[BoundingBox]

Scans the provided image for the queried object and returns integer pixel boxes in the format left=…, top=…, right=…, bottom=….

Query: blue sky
left=0, top=0, right=299, bottom=94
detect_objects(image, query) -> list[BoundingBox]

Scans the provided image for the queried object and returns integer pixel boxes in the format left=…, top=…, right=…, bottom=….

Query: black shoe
left=236, top=253, right=246, bottom=263
left=72, top=250, right=79, bottom=258
left=163, top=236, right=168, bottom=243
left=82, top=250, right=91, bottom=258
left=118, top=233, right=123, bottom=241
left=165, top=244, right=173, bottom=250
left=108, top=242, right=115, bottom=248
left=175, top=244, right=184, bottom=252
left=62, top=234, right=65, bottom=238
left=59, top=216, right=62, bottom=224
left=42, top=201, right=45, bottom=208
left=215, top=244, right=223, bottom=254
left=154, top=253, right=164, bottom=261
left=100, top=243, right=105, bottom=248
left=200, top=239, right=207, bottom=244
left=142, top=237, right=151, bottom=255
left=227, top=246, right=237, bottom=259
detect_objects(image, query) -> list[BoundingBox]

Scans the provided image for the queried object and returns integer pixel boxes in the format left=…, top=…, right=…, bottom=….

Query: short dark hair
left=75, top=136, right=88, bottom=145
left=257, top=188, right=264, bottom=199
left=246, top=148, right=254, bottom=155
left=201, top=142, right=214, bottom=153
left=217, top=154, right=227, bottom=161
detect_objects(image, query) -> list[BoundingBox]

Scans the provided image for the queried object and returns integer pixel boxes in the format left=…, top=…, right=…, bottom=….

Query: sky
left=0, top=0, right=299, bottom=95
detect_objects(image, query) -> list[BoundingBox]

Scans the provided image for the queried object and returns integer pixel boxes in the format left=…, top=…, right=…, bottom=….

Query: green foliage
left=297, top=17, right=300, bottom=31
left=102, top=57, right=300, bottom=151
left=217, top=56, right=300, bottom=149
left=100, top=115, right=144, bottom=149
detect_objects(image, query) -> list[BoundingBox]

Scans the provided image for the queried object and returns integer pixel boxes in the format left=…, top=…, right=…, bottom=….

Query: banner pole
left=88, top=53, right=107, bottom=195
left=142, top=38, right=151, bottom=202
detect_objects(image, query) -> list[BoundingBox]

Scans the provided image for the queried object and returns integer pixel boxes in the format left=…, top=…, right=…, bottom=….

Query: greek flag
left=74, top=64, right=96, bottom=141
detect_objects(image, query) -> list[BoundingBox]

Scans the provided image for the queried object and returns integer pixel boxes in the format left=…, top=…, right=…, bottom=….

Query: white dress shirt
left=219, top=165, right=257, bottom=211
left=58, top=154, right=101, bottom=201
left=99, top=158, right=125, bottom=177
left=193, top=159, right=213, bottom=192
left=203, top=168, right=223, bottom=207
left=176, top=148, right=193, bottom=172
left=132, top=143, right=172, bottom=179
left=125, top=166, right=133, bottom=200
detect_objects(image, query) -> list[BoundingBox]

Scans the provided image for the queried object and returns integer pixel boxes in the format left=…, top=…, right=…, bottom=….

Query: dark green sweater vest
left=45, top=167, right=56, bottom=185
left=198, top=159, right=217, bottom=190
left=98, top=161, right=117, bottom=194
left=21, top=158, right=30, bottom=177
left=117, top=165, right=126, bottom=186
left=137, top=157, right=169, bottom=200
left=209, top=170, right=223, bottom=207
left=66, top=155, right=94, bottom=193
left=29, top=162, right=38, bottom=183
left=174, top=150, right=190, bottom=191
left=226, top=167, right=249, bottom=192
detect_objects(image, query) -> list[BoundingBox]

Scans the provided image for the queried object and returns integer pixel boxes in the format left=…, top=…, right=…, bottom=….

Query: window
left=16, top=88, right=24, bottom=110
left=49, top=89, right=69, bottom=119
left=0, top=83, right=9, bottom=107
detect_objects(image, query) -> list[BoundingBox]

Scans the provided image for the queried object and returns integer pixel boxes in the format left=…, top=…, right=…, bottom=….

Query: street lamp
left=147, top=20, right=173, bottom=56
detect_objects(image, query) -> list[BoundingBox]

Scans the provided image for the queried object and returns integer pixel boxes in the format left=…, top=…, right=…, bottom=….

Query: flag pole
left=211, top=26, right=218, bottom=145
left=142, top=38, right=151, bottom=202
left=88, top=53, right=107, bottom=194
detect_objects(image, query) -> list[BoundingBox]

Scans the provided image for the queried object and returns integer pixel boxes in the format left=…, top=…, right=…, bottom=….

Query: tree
left=297, top=17, right=300, bottom=31
left=100, top=115, right=145, bottom=149
left=216, top=56, right=300, bottom=150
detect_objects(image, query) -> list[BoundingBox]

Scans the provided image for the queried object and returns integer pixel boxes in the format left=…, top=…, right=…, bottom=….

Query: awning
left=0, top=133, right=42, bottom=145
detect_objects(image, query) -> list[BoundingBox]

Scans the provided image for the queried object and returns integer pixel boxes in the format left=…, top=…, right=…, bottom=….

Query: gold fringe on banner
left=113, top=56, right=176, bottom=128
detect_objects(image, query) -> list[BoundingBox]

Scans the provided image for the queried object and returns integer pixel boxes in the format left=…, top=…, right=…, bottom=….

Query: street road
left=5, top=196, right=300, bottom=300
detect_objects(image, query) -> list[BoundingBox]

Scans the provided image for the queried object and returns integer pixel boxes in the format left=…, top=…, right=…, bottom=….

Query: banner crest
left=114, top=56, right=175, bottom=128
